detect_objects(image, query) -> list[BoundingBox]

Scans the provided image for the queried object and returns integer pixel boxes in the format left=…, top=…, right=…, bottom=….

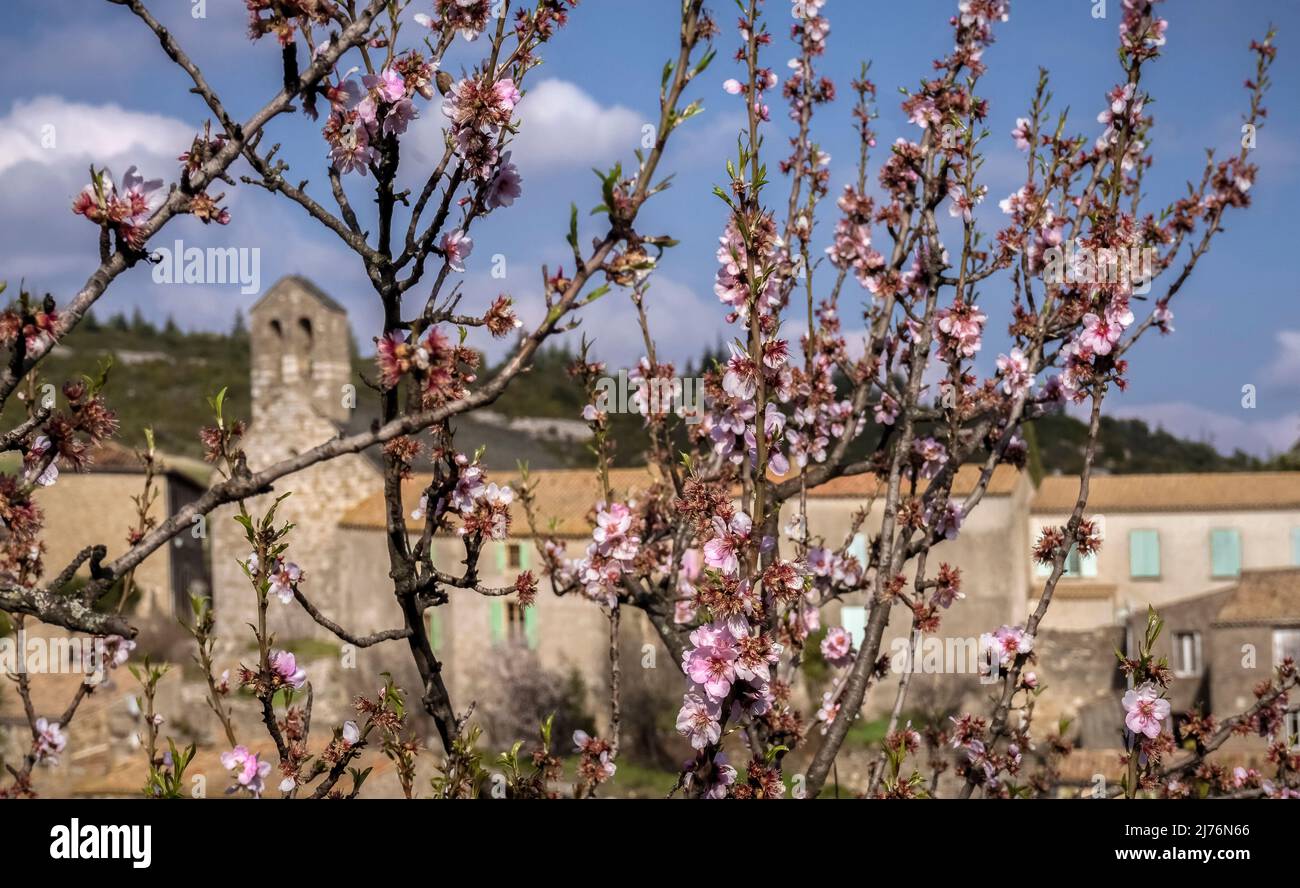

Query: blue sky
left=0, top=0, right=1296, bottom=455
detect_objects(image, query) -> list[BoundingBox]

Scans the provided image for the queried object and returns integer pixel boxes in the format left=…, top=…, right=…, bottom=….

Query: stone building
left=206, top=278, right=1300, bottom=756
left=2, top=442, right=210, bottom=782
left=207, top=276, right=581, bottom=720
left=32, top=441, right=208, bottom=621
left=779, top=465, right=1034, bottom=716
left=325, top=464, right=1037, bottom=731
left=1117, top=568, right=1300, bottom=745
left=1030, top=473, right=1300, bottom=629
left=210, top=276, right=382, bottom=643
left=1209, top=568, right=1300, bottom=739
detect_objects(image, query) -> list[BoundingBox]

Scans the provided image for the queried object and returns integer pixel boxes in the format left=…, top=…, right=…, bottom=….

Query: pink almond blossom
left=270, top=650, right=307, bottom=689
left=221, top=745, right=273, bottom=797
left=703, top=511, right=752, bottom=576
left=1122, top=681, right=1170, bottom=739
left=820, top=626, right=854, bottom=668
left=441, top=229, right=473, bottom=272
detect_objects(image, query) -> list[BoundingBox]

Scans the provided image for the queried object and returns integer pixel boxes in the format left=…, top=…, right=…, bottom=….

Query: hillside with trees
left=12, top=324, right=1294, bottom=475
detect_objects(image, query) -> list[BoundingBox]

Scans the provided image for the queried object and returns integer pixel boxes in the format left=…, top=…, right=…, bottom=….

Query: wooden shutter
left=489, top=600, right=505, bottom=644
left=427, top=609, right=442, bottom=651
left=1128, top=529, right=1160, bottom=578
left=840, top=605, right=866, bottom=648
left=1210, top=529, right=1241, bottom=578
left=524, top=606, right=539, bottom=649
left=848, top=533, right=868, bottom=564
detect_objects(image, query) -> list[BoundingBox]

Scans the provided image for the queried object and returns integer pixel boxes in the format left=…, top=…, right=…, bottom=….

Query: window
left=1034, top=542, right=1097, bottom=578
left=496, top=541, right=529, bottom=573
left=490, top=600, right=537, bottom=649
left=1274, top=629, right=1300, bottom=667
left=1285, top=710, right=1300, bottom=750
left=1129, top=529, right=1160, bottom=579
left=1210, top=528, right=1241, bottom=578
left=840, top=605, right=867, bottom=648
left=297, top=318, right=314, bottom=377
left=1064, top=544, right=1097, bottom=578
left=1173, top=631, right=1202, bottom=676
left=1063, top=547, right=1081, bottom=574
left=505, top=601, right=527, bottom=644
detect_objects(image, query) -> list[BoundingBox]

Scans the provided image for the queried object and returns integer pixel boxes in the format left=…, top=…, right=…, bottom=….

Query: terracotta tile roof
left=339, top=464, right=1024, bottom=534
left=59, top=441, right=212, bottom=486
left=1031, top=472, right=1300, bottom=514
left=1212, top=568, right=1300, bottom=626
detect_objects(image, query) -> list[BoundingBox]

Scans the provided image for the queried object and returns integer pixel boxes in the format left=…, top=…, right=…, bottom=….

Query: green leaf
left=207, top=386, right=228, bottom=427
left=691, top=48, right=716, bottom=77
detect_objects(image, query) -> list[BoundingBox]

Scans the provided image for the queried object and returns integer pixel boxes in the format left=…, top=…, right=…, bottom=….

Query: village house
left=1123, top=568, right=1300, bottom=743
left=1, top=441, right=210, bottom=786
left=1030, top=473, right=1300, bottom=630
left=30, top=440, right=209, bottom=623
left=7, top=278, right=1296, bottom=794
left=201, top=279, right=1300, bottom=756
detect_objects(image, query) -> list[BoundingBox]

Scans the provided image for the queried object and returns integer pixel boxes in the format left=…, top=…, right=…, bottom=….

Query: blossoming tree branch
left=0, top=0, right=1292, bottom=800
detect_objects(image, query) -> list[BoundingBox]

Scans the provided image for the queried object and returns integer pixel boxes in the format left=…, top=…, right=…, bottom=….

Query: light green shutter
left=1210, top=529, right=1241, bottom=578
left=1079, top=549, right=1098, bottom=578
left=1291, top=528, right=1300, bottom=566
left=1062, top=545, right=1081, bottom=576
left=494, top=543, right=507, bottom=574
left=840, top=605, right=866, bottom=648
left=524, top=606, right=539, bottom=649
left=427, top=609, right=442, bottom=651
left=489, top=600, right=505, bottom=644
left=848, top=533, right=868, bottom=564
left=520, top=541, right=531, bottom=571
left=1129, top=530, right=1160, bottom=578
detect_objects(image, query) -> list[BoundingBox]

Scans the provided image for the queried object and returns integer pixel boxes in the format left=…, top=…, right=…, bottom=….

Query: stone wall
left=210, top=394, right=380, bottom=644
left=33, top=473, right=174, bottom=619
left=250, top=277, right=352, bottom=426
left=1032, top=625, right=1125, bottom=748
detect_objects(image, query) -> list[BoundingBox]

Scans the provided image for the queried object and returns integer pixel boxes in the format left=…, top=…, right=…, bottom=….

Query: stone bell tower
left=213, top=276, right=380, bottom=645
left=249, top=276, right=352, bottom=425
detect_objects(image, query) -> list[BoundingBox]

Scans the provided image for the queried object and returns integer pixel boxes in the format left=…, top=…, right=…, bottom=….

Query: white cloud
left=1263, top=329, right=1300, bottom=391
left=0, top=96, right=194, bottom=178
left=0, top=95, right=376, bottom=334
left=510, top=79, right=645, bottom=171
